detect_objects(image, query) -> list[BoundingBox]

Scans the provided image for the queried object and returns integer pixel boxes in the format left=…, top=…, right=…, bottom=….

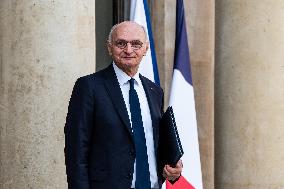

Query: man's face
left=107, top=22, right=149, bottom=74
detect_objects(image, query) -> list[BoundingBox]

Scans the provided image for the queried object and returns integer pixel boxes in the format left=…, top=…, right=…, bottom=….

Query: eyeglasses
left=113, top=39, right=143, bottom=50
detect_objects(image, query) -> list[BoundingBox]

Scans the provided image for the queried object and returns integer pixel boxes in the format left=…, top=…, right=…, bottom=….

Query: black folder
left=158, top=106, right=184, bottom=168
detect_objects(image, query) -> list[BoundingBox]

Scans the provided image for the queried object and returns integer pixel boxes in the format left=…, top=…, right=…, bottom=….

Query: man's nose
left=124, top=43, right=134, bottom=53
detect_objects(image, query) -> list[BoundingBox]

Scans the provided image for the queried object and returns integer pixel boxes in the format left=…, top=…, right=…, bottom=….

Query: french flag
left=166, top=0, right=203, bottom=188
left=130, top=0, right=160, bottom=85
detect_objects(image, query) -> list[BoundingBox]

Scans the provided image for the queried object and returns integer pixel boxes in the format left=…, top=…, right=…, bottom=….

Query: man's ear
left=106, top=41, right=112, bottom=56
left=144, top=41, right=149, bottom=56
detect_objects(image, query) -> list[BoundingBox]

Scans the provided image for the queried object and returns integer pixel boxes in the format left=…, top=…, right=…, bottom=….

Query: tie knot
left=129, top=78, right=135, bottom=89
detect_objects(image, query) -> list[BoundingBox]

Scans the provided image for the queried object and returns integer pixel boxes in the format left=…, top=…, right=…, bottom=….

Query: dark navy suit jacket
left=65, top=65, right=164, bottom=189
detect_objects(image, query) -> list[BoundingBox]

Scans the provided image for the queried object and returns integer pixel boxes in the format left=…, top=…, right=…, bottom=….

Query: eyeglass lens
left=114, top=40, right=143, bottom=50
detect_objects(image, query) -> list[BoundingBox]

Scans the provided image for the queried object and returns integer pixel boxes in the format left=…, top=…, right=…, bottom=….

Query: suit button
left=126, top=173, right=132, bottom=180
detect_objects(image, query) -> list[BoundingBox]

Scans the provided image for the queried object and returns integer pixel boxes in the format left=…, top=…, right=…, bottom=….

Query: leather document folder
left=158, top=106, right=184, bottom=168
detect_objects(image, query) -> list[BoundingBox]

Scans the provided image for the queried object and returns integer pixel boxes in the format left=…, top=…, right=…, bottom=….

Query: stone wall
left=0, top=1, right=96, bottom=188
left=215, top=1, right=284, bottom=188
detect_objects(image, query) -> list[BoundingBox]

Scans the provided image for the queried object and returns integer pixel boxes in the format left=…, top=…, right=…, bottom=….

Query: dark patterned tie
left=129, top=78, right=151, bottom=189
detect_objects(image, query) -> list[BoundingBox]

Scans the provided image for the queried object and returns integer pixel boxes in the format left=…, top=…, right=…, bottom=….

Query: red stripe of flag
left=166, top=176, right=195, bottom=189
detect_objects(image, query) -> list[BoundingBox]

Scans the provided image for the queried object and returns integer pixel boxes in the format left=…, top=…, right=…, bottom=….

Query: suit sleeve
left=64, top=77, right=94, bottom=189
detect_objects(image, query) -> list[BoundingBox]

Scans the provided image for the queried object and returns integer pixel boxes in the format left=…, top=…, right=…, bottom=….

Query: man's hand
left=162, top=160, right=183, bottom=181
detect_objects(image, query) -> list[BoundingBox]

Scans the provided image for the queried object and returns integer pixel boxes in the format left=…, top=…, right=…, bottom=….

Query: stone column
left=185, top=1, right=215, bottom=188
left=215, top=1, right=284, bottom=189
left=151, top=0, right=215, bottom=188
left=0, top=1, right=95, bottom=188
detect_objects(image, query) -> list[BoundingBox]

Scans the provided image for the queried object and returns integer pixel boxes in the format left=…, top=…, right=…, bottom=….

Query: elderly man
left=65, top=21, right=182, bottom=189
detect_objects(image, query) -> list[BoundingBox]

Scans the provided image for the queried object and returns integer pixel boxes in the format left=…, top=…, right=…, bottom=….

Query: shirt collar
left=112, top=62, right=142, bottom=86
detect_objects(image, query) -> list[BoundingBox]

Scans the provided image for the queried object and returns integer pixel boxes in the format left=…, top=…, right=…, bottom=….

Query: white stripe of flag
left=130, top=0, right=160, bottom=85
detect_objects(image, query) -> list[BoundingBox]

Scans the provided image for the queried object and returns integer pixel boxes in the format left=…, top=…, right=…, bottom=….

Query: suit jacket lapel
left=103, top=65, right=134, bottom=140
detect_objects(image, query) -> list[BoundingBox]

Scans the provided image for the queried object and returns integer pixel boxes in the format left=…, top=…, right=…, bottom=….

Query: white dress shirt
left=113, top=63, right=159, bottom=188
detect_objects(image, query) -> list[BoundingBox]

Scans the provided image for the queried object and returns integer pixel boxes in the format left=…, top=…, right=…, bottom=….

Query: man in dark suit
left=65, top=21, right=182, bottom=189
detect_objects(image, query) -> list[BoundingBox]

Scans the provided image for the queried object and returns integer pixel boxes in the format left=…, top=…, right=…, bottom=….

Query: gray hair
left=107, top=21, right=148, bottom=42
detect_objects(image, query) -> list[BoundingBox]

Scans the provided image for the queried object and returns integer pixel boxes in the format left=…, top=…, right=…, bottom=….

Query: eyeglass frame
left=109, top=39, right=145, bottom=50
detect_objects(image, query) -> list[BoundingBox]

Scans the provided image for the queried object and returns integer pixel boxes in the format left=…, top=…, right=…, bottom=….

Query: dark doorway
left=95, top=0, right=130, bottom=71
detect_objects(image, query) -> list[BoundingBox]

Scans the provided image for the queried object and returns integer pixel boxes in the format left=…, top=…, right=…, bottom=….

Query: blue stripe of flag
left=143, top=0, right=160, bottom=86
left=174, top=0, right=193, bottom=85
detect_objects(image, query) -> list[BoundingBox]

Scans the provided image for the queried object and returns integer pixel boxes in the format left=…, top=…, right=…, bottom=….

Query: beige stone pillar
left=185, top=1, right=215, bottom=189
left=0, top=1, right=95, bottom=188
left=215, top=1, right=284, bottom=189
left=151, top=0, right=215, bottom=188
